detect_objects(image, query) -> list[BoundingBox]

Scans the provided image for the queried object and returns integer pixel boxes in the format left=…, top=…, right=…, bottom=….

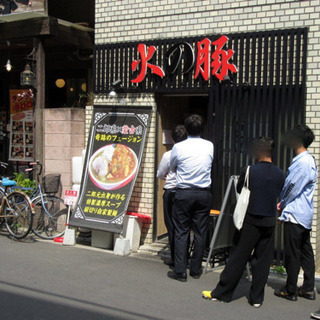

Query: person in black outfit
left=157, top=125, right=188, bottom=265
left=202, top=137, right=285, bottom=307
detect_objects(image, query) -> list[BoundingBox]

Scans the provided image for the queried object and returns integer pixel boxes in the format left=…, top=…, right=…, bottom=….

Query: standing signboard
left=9, top=89, right=34, bottom=161
left=70, top=105, right=152, bottom=233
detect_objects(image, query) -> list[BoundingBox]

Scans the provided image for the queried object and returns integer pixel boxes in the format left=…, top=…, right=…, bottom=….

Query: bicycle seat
left=1, top=178, right=17, bottom=187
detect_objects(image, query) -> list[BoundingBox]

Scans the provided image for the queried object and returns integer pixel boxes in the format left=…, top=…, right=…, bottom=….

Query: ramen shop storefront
left=88, top=28, right=307, bottom=258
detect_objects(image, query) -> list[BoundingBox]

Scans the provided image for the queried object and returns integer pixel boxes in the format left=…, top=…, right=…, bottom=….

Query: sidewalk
left=0, top=234, right=319, bottom=320
left=139, top=237, right=320, bottom=283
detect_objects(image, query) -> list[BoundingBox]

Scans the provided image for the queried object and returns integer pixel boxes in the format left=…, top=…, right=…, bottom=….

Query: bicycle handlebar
left=0, top=162, right=9, bottom=169
left=25, top=160, right=43, bottom=180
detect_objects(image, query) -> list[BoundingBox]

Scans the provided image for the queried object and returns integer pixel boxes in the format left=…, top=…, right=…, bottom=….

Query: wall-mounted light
left=5, top=59, right=12, bottom=72
left=109, top=90, right=117, bottom=97
left=109, top=79, right=123, bottom=97
left=55, top=78, right=66, bottom=88
left=20, top=63, right=35, bottom=86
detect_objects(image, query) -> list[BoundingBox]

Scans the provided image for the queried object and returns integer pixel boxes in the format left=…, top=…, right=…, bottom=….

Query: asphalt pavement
left=0, top=234, right=319, bottom=320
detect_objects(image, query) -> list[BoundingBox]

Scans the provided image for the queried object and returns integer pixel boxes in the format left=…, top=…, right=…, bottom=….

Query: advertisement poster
left=9, top=90, right=34, bottom=162
left=70, top=105, right=152, bottom=233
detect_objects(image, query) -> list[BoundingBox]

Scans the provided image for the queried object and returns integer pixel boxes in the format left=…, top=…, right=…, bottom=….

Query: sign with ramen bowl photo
left=70, top=105, right=152, bottom=233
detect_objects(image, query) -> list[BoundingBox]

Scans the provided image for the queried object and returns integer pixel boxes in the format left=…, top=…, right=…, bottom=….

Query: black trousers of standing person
left=163, top=189, right=176, bottom=262
left=172, top=189, right=212, bottom=275
left=211, top=221, right=275, bottom=304
left=284, top=222, right=315, bottom=294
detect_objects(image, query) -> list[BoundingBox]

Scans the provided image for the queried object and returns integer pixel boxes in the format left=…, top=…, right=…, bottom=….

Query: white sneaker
left=253, top=303, right=262, bottom=308
left=202, top=291, right=218, bottom=301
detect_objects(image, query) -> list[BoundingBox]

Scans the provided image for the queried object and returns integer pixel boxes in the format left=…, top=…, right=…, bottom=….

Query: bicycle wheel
left=4, top=191, right=34, bottom=239
left=32, top=195, right=68, bottom=239
left=0, top=188, right=6, bottom=231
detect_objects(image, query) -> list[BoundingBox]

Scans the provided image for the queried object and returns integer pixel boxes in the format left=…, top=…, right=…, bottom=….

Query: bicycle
left=23, top=161, right=68, bottom=240
left=0, top=162, right=34, bottom=239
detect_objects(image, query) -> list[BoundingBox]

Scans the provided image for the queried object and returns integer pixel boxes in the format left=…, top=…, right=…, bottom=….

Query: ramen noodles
left=91, top=144, right=136, bottom=183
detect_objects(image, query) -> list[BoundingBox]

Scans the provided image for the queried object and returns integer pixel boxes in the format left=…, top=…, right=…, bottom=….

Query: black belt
left=176, top=187, right=211, bottom=191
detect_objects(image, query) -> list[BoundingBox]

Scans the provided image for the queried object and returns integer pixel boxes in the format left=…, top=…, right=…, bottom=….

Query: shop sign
left=9, top=89, right=34, bottom=162
left=131, top=35, right=237, bottom=83
left=10, top=89, right=33, bottom=115
left=64, top=190, right=78, bottom=206
left=70, top=105, right=152, bottom=233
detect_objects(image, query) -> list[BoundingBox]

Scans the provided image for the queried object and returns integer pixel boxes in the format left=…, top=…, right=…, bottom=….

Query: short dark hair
left=249, top=136, right=275, bottom=158
left=171, top=125, right=187, bottom=143
left=184, top=114, right=204, bottom=136
left=283, top=124, right=315, bottom=149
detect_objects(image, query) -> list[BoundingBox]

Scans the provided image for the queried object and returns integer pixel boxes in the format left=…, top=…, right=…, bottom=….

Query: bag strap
left=244, top=166, right=250, bottom=188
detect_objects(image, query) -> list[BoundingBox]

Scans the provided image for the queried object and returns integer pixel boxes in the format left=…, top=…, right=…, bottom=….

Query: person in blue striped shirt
left=275, top=124, right=318, bottom=302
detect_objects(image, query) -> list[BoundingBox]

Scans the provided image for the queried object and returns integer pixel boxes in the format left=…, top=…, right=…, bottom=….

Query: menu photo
left=9, top=112, right=34, bottom=162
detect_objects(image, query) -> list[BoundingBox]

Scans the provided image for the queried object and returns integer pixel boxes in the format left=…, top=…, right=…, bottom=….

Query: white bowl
left=88, top=144, right=138, bottom=191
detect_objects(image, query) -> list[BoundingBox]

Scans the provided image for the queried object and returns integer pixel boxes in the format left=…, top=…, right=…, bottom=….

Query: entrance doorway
left=155, top=95, right=210, bottom=239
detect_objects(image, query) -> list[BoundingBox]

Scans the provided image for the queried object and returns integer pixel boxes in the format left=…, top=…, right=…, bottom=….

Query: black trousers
left=163, top=189, right=176, bottom=261
left=211, top=221, right=275, bottom=304
left=284, top=222, right=315, bottom=293
left=172, top=189, right=211, bottom=274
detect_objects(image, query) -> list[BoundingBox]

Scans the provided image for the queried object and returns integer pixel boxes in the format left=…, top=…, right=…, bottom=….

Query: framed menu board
left=9, top=90, right=34, bottom=162
left=70, top=105, right=152, bottom=233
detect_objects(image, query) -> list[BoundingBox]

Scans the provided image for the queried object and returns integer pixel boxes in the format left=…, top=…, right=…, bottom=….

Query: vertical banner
left=9, top=89, right=34, bottom=161
left=70, top=105, right=152, bottom=233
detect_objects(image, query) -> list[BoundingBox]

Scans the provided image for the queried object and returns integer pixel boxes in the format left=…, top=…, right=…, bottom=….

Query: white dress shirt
left=157, top=150, right=176, bottom=190
left=170, top=136, right=214, bottom=189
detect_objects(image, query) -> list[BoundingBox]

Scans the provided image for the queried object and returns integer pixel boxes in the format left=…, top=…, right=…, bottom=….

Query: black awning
left=0, top=12, right=93, bottom=49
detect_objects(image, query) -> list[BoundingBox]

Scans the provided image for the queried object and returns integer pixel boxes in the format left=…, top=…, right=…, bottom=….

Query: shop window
left=47, top=77, right=87, bottom=108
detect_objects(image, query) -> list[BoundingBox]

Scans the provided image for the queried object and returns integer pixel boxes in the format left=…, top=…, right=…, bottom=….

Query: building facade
left=92, top=0, right=320, bottom=266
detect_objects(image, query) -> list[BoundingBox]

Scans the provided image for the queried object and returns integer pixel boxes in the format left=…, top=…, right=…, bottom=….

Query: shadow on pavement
left=0, top=280, right=163, bottom=320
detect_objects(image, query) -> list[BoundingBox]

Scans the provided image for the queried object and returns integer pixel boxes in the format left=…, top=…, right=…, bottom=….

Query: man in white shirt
left=168, top=114, right=214, bottom=282
left=157, top=125, right=187, bottom=265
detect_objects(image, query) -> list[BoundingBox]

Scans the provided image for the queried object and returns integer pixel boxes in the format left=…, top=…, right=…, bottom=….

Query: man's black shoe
left=190, top=272, right=202, bottom=279
left=164, top=259, right=175, bottom=267
left=298, top=287, right=316, bottom=300
left=167, top=271, right=187, bottom=282
left=274, top=287, right=297, bottom=301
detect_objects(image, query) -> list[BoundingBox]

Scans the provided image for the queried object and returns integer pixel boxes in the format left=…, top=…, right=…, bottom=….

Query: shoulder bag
left=233, top=166, right=250, bottom=230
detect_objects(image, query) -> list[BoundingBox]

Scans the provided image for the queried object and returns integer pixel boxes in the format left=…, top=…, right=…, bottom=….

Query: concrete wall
left=44, top=108, right=85, bottom=195
left=94, top=0, right=320, bottom=263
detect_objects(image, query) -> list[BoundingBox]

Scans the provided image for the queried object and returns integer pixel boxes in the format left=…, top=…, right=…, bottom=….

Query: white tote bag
left=233, top=166, right=250, bottom=230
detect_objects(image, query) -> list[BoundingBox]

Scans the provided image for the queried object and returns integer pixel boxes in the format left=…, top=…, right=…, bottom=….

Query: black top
left=237, top=161, right=285, bottom=227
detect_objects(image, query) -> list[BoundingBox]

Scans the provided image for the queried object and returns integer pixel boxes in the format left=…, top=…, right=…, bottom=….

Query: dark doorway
left=155, top=95, right=210, bottom=239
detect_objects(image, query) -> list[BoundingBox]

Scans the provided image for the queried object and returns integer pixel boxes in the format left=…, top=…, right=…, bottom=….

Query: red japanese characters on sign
left=131, top=36, right=237, bottom=83
left=10, top=89, right=34, bottom=115
left=131, top=43, right=165, bottom=83
left=64, top=190, right=78, bottom=206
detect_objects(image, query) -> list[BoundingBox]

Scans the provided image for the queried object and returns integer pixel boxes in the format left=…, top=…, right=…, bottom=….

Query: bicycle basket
left=43, top=174, right=61, bottom=194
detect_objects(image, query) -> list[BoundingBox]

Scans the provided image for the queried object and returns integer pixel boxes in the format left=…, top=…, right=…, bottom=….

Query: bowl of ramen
left=89, top=144, right=138, bottom=190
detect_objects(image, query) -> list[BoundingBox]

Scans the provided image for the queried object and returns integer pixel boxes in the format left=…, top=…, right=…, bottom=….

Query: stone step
left=138, top=237, right=171, bottom=258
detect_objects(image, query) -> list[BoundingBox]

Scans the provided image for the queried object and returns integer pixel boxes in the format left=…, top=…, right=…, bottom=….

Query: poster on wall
left=0, top=0, right=45, bottom=15
left=9, top=89, right=34, bottom=162
left=70, top=105, right=152, bottom=233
